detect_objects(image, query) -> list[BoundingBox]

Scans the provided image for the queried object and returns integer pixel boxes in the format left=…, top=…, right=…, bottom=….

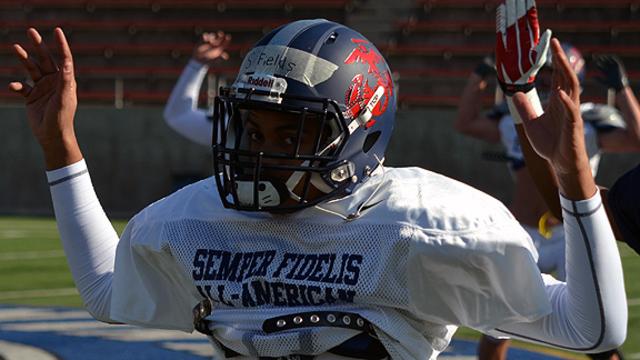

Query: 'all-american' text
left=192, top=250, right=363, bottom=308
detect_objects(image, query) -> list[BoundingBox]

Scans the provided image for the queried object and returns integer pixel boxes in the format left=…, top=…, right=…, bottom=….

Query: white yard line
left=0, top=340, right=58, bottom=360
left=0, top=250, right=65, bottom=261
left=0, top=308, right=90, bottom=321
left=0, top=288, right=78, bottom=300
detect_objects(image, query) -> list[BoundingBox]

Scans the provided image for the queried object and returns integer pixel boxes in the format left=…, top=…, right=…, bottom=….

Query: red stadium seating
left=417, top=0, right=640, bottom=9
left=1, top=0, right=638, bottom=108
left=0, top=0, right=352, bottom=9
left=2, top=18, right=290, bottom=32
left=0, top=41, right=252, bottom=56
left=397, top=19, right=640, bottom=34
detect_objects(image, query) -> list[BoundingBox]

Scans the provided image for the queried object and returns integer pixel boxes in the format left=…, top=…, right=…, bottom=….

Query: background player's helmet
left=544, top=42, right=586, bottom=83
left=212, top=19, right=396, bottom=212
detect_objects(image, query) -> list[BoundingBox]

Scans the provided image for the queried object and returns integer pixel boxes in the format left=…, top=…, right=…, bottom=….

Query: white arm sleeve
left=163, top=59, right=212, bottom=146
left=488, top=190, right=627, bottom=353
left=46, top=159, right=118, bottom=323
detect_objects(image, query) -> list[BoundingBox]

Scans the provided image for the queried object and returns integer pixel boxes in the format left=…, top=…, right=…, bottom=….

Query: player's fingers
left=8, top=81, right=33, bottom=97
left=515, top=0, right=532, bottom=71
left=525, top=0, right=540, bottom=42
left=54, top=28, right=75, bottom=83
left=12, top=43, right=43, bottom=81
left=220, top=51, right=229, bottom=61
left=517, top=16, right=532, bottom=71
left=495, top=32, right=507, bottom=82
left=551, top=38, right=579, bottom=102
left=531, top=29, right=551, bottom=72
left=505, top=0, right=517, bottom=29
left=505, top=26, right=521, bottom=81
left=549, top=41, right=565, bottom=90
left=496, top=3, right=506, bottom=37
left=218, top=34, right=232, bottom=51
left=210, top=31, right=226, bottom=46
left=558, top=89, right=580, bottom=125
left=28, top=28, right=58, bottom=75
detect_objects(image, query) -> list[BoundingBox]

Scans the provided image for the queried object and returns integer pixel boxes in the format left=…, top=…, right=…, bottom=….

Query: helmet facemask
left=212, top=87, right=357, bottom=212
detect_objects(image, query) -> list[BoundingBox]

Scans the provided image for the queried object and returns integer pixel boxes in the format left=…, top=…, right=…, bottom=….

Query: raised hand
left=473, top=56, right=496, bottom=80
left=9, top=27, right=82, bottom=170
left=495, top=0, right=551, bottom=95
left=513, top=39, right=595, bottom=199
left=192, top=31, right=232, bottom=65
left=594, top=54, right=629, bottom=92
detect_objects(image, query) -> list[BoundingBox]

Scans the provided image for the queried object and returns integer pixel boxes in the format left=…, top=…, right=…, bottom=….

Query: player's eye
left=247, top=130, right=263, bottom=143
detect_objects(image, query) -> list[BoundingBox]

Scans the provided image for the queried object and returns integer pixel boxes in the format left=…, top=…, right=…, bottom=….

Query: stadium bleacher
left=0, top=0, right=638, bottom=108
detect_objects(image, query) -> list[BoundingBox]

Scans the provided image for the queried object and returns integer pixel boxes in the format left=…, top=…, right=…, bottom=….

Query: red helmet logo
left=343, top=39, right=393, bottom=122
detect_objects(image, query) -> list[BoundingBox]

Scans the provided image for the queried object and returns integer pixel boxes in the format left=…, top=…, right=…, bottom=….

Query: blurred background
left=2, top=0, right=640, bottom=215
left=0, top=0, right=639, bottom=359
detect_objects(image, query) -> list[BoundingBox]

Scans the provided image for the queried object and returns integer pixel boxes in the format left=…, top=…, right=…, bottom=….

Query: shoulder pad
left=581, top=103, right=626, bottom=130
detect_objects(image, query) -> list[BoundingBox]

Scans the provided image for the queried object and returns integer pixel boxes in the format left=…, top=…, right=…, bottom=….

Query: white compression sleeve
left=489, top=189, right=627, bottom=352
left=47, top=160, right=118, bottom=323
left=163, top=59, right=213, bottom=146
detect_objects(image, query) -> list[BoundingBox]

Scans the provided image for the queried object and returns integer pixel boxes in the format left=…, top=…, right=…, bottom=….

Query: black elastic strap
left=498, top=81, right=535, bottom=96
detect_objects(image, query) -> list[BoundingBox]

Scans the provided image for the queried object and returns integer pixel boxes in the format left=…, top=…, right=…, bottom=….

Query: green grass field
left=0, top=216, right=638, bottom=359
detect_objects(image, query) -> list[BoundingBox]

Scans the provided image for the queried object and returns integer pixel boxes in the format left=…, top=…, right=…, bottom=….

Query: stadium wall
left=1, top=106, right=638, bottom=217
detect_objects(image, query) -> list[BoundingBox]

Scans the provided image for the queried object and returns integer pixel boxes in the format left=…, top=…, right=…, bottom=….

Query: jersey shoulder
left=134, top=177, right=225, bottom=222
left=580, top=102, right=626, bottom=132
left=376, top=167, right=516, bottom=233
left=124, top=177, right=242, bottom=248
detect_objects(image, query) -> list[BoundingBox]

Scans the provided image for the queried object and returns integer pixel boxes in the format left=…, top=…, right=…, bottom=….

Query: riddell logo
left=247, top=76, right=274, bottom=88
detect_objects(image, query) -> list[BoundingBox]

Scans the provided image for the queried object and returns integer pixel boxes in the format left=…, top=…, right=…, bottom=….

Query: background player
left=163, top=31, right=231, bottom=146
left=456, top=40, right=639, bottom=360
left=9, top=13, right=627, bottom=359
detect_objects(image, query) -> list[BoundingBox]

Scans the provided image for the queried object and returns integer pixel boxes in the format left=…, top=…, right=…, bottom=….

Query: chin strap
left=284, top=135, right=348, bottom=203
left=313, top=154, right=386, bottom=221
left=235, top=180, right=283, bottom=208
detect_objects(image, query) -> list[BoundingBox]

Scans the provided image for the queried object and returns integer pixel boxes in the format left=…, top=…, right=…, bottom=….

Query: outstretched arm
left=10, top=28, right=118, bottom=322
left=163, top=31, right=231, bottom=146
left=594, top=55, right=640, bottom=151
left=454, top=59, right=502, bottom=143
left=492, top=0, right=626, bottom=351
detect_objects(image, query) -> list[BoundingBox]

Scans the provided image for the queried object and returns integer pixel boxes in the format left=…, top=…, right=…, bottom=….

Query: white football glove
left=496, top=0, right=552, bottom=123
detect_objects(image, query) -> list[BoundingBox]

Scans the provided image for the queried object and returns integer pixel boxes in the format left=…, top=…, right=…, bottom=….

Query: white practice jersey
left=163, top=60, right=213, bottom=146
left=109, top=167, right=549, bottom=359
left=47, top=160, right=626, bottom=359
left=498, top=103, right=602, bottom=175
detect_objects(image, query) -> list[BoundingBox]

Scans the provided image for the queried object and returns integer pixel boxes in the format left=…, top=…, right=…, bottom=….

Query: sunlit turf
left=0, top=216, right=637, bottom=358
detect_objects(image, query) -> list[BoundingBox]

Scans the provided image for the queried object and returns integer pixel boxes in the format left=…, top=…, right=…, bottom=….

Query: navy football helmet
left=544, top=42, right=586, bottom=83
left=212, top=19, right=396, bottom=212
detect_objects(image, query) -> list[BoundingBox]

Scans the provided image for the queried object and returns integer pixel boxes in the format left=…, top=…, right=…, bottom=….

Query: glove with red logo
left=496, top=0, right=552, bottom=124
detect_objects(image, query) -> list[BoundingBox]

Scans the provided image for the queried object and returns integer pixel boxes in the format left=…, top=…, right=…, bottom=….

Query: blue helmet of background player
left=543, top=42, right=586, bottom=83
left=535, top=42, right=585, bottom=102
left=212, top=19, right=397, bottom=212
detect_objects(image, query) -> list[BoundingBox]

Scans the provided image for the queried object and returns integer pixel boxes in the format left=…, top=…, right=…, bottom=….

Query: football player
left=459, top=2, right=640, bottom=359
left=457, top=48, right=640, bottom=282
left=9, top=14, right=626, bottom=359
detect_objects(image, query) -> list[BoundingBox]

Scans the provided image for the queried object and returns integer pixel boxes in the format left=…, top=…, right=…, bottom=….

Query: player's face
left=242, top=110, right=319, bottom=155
left=239, top=109, right=332, bottom=180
